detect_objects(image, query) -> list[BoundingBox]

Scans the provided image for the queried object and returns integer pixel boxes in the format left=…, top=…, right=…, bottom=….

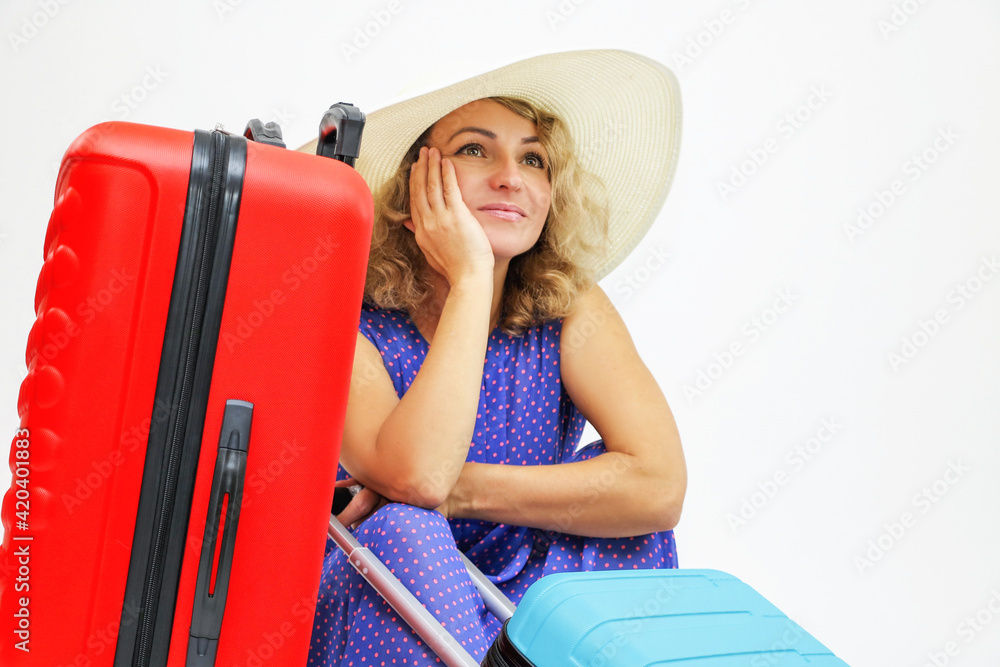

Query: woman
left=305, top=50, right=686, bottom=665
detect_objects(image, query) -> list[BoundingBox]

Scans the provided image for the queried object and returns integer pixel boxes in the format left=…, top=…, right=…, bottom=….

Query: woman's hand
left=335, top=476, right=453, bottom=526
left=335, top=477, right=390, bottom=529
left=404, top=146, right=495, bottom=286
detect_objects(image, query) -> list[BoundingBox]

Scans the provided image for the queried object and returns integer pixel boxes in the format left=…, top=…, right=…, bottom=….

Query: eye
left=524, top=152, right=547, bottom=169
left=455, top=143, right=484, bottom=157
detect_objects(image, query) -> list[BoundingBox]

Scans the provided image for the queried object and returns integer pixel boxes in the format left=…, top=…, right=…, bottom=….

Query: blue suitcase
left=330, top=518, right=848, bottom=666
left=484, top=569, right=849, bottom=666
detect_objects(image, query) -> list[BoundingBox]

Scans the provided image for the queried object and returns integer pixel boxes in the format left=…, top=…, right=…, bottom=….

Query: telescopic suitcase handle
left=328, top=514, right=515, bottom=667
left=317, top=102, right=365, bottom=167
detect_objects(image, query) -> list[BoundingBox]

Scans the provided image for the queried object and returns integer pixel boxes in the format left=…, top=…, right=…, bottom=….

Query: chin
left=480, top=220, right=543, bottom=259
left=484, top=232, right=541, bottom=263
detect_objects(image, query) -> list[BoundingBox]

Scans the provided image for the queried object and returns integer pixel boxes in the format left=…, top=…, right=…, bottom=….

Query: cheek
left=450, top=165, right=476, bottom=202
left=532, top=185, right=552, bottom=220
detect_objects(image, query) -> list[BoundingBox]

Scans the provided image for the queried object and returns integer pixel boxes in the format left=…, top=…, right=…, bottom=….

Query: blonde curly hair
left=363, top=96, right=610, bottom=337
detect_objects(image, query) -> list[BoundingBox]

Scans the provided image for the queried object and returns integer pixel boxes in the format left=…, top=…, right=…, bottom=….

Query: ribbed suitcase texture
left=0, top=120, right=373, bottom=666
left=492, top=569, right=849, bottom=666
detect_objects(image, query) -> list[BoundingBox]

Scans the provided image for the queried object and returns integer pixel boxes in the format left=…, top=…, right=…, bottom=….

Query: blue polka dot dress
left=308, top=303, right=678, bottom=665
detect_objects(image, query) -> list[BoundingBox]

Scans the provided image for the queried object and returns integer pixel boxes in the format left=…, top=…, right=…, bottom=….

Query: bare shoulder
left=559, top=283, right=647, bottom=414
left=560, top=283, right=636, bottom=364
left=351, top=331, right=395, bottom=390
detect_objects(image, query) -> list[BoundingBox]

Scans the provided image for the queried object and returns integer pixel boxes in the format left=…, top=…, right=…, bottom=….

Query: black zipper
left=133, top=131, right=224, bottom=667
left=115, top=129, right=246, bottom=667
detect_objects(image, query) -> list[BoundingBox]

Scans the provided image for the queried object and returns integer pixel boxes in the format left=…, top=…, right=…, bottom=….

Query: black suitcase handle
left=317, top=102, right=365, bottom=167
left=187, top=400, right=254, bottom=667
left=243, top=103, right=365, bottom=168
left=243, top=119, right=286, bottom=148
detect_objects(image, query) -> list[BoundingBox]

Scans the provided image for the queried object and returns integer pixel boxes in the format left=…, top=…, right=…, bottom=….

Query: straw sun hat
left=298, top=49, right=682, bottom=280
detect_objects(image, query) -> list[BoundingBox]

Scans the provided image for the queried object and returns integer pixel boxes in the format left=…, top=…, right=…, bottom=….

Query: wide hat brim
left=298, top=49, right=682, bottom=280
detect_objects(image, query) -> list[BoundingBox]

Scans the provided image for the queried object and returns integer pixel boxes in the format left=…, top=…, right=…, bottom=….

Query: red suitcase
left=0, top=109, right=373, bottom=666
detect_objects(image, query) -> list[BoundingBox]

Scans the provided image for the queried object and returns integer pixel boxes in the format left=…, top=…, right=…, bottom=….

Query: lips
left=478, top=203, right=526, bottom=221
left=479, top=203, right=525, bottom=215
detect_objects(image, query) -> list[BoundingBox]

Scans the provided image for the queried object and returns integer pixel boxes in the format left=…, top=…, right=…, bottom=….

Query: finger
left=440, top=158, right=464, bottom=211
left=334, top=477, right=359, bottom=488
left=353, top=497, right=391, bottom=529
left=348, top=503, right=386, bottom=530
left=409, top=147, right=430, bottom=222
left=401, top=218, right=414, bottom=233
left=336, top=488, right=380, bottom=528
left=425, top=147, right=446, bottom=212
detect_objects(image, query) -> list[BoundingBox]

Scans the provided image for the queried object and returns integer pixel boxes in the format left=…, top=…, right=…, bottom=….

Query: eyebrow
left=447, top=127, right=541, bottom=144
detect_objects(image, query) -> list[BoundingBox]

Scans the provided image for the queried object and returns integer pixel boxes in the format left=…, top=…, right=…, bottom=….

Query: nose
left=488, top=153, right=523, bottom=191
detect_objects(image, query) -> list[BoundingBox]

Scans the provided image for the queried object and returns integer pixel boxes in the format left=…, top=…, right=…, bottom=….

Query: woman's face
left=424, top=99, right=552, bottom=263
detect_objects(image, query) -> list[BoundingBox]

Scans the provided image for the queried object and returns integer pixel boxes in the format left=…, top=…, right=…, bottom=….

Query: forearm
left=374, top=271, right=493, bottom=506
left=448, top=451, right=685, bottom=538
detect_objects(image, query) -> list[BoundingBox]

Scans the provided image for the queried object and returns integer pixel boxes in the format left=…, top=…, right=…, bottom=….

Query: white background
left=2, top=1, right=999, bottom=665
